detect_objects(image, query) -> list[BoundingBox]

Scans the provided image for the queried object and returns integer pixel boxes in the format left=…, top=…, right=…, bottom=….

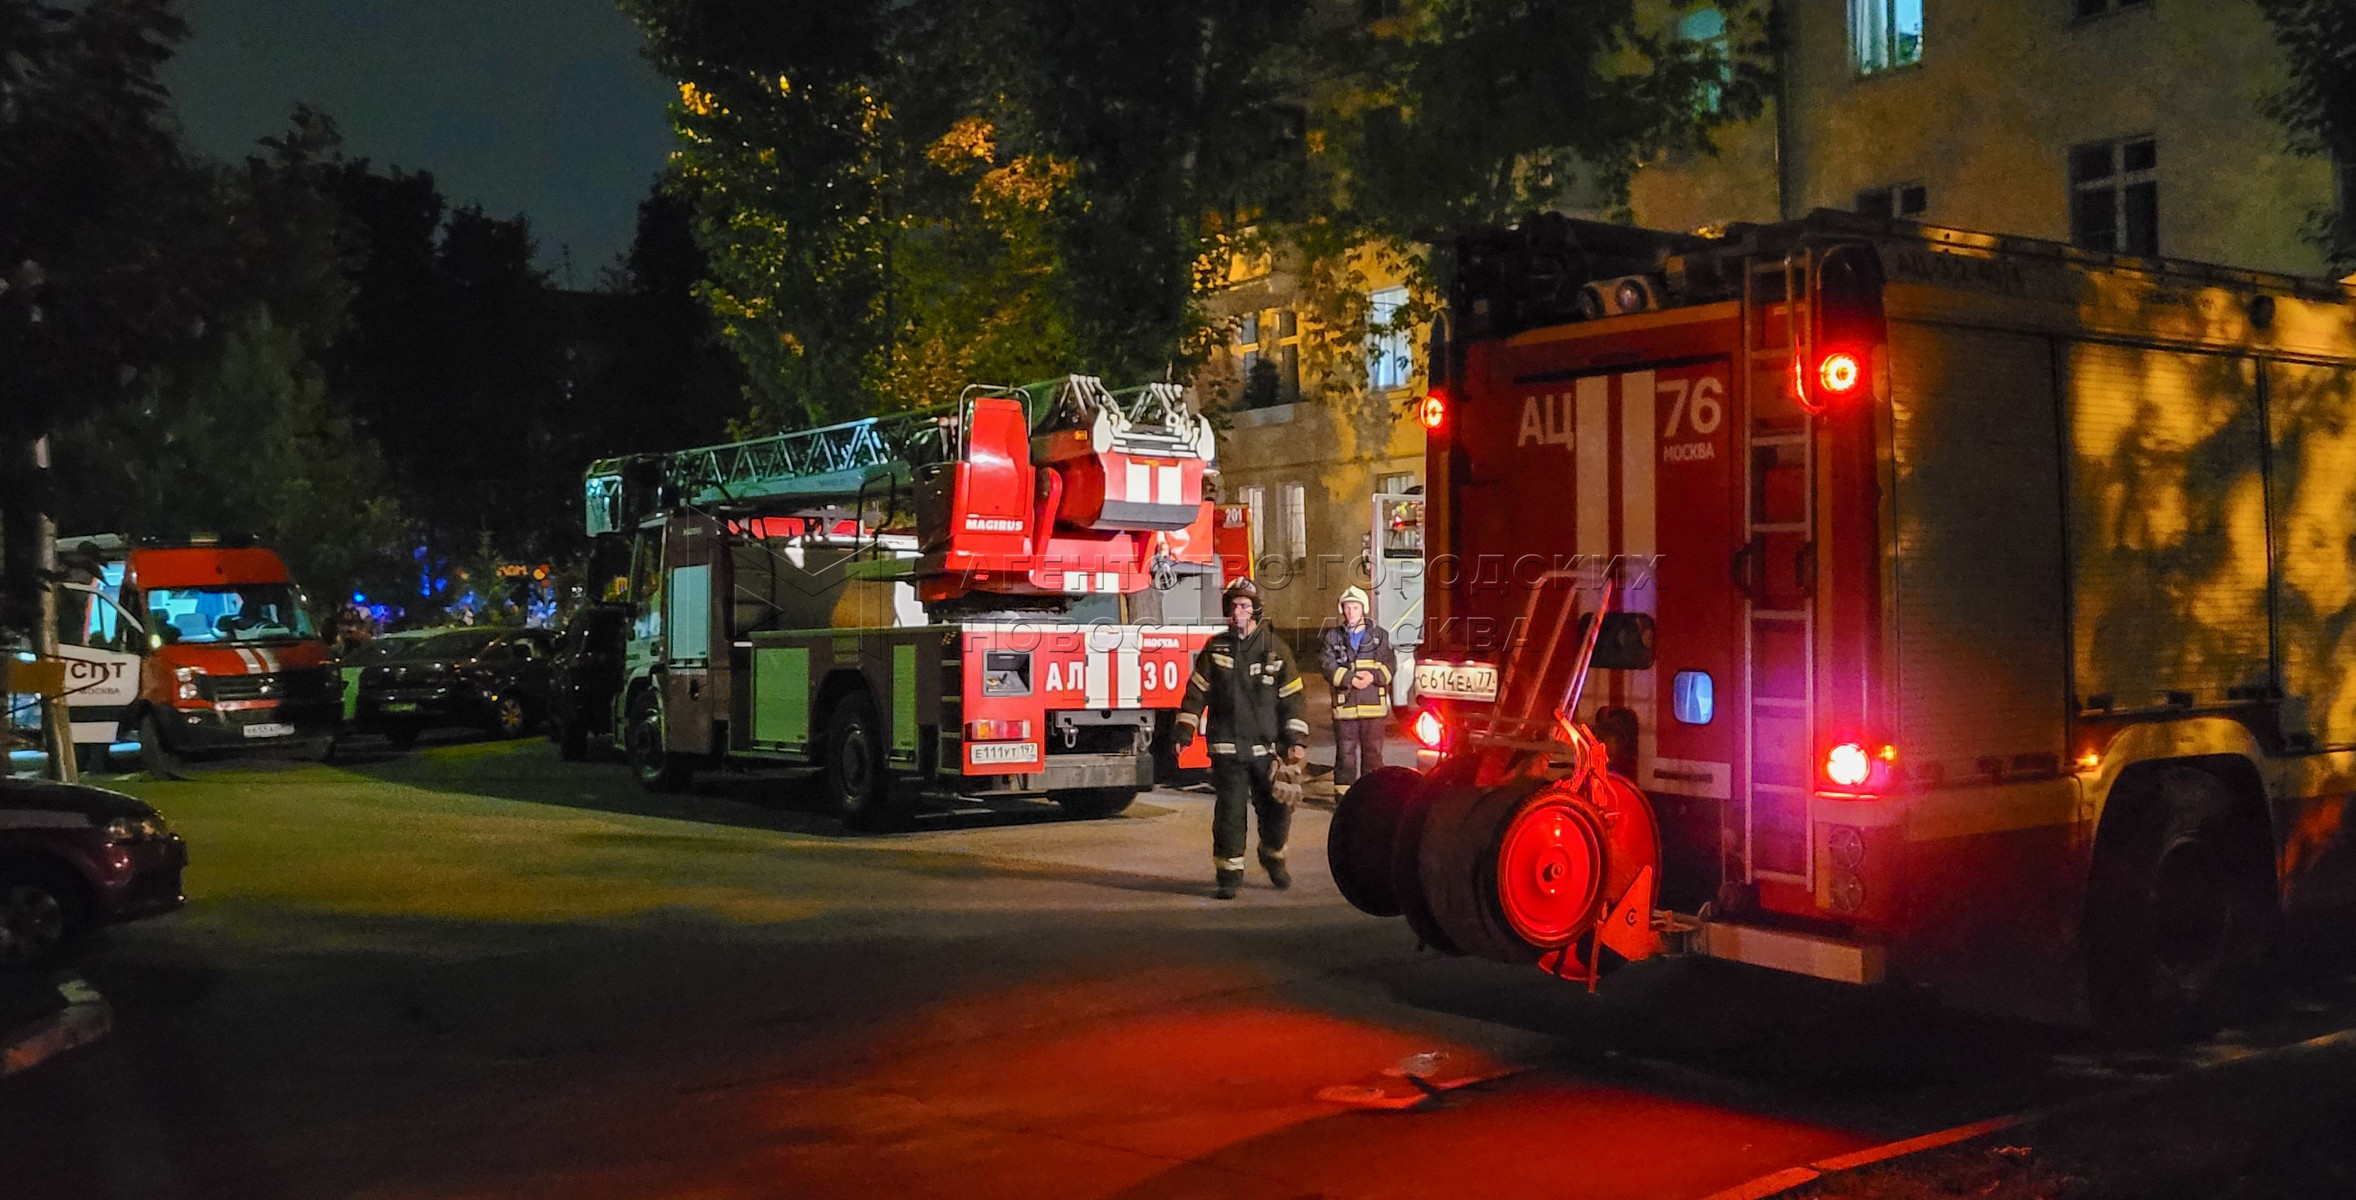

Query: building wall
left=1634, top=0, right=2334, bottom=276
left=1196, top=0, right=2335, bottom=642
left=1215, top=397, right=1424, bottom=637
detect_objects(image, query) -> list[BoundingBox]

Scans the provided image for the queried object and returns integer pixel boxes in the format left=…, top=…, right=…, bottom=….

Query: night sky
left=164, top=0, right=677, bottom=285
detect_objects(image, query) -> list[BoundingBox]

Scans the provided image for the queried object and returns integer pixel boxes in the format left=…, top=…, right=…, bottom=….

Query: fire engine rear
left=1334, top=210, right=2356, bottom=1036
left=585, top=377, right=1225, bottom=829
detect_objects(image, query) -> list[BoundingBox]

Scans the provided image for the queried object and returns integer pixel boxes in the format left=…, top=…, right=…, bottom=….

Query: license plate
left=383, top=702, right=419, bottom=714
left=970, top=741, right=1039, bottom=765
left=243, top=723, right=295, bottom=739
left=1415, top=660, right=1499, bottom=702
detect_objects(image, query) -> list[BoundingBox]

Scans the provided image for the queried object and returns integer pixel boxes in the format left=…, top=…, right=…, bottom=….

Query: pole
left=32, top=436, right=76, bottom=783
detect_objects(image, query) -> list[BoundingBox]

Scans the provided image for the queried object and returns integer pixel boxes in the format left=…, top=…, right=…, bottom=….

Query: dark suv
left=0, top=777, right=187, bottom=970
left=353, top=627, right=555, bottom=749
left=547, top=604, right=629, bottom=760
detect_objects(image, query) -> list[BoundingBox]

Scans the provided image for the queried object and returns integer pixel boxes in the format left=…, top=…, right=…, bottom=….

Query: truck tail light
left=1823, top=741, right=1898, bottom=791
left=1411, top=708, right=1448, bottom=750
left=1824, top=742, right=1872, bottom=787
left=966, top=719, right=1032, bottom=741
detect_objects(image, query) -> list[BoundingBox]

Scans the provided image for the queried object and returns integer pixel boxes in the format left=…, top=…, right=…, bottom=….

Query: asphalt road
left=6, top=737, right=2356, bottom=1200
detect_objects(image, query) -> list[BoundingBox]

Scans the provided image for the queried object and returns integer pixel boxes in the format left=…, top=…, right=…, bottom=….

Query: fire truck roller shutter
left=1886, top=322, right=2069, bottom=775
left=2063, top=342, right=2270, bottom=714
left=2261, top=360, right=2356, bottom=748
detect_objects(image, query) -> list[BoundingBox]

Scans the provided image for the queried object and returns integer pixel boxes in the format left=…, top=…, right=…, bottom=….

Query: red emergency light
left=1818, top=352, right=1862, bottom=394
left=1794, top=349, right=1868, bottom=414
left=1417, top=392, right=1447, bottom=430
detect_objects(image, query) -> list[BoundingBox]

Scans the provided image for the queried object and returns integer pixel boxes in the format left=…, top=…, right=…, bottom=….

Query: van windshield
left=146, top=584, right=317, bottom=645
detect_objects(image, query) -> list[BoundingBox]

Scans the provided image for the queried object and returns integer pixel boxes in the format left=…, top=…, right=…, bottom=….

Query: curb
left=2, top=977, right=112, bottom=1077
left=1696, top=1024, right=2356, bottom=1200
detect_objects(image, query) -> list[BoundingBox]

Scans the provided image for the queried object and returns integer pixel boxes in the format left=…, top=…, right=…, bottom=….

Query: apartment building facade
left=1202, top=0, right=2339, bottom=644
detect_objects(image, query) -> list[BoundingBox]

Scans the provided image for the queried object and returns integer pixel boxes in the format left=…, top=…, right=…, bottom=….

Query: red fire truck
left=1333, top=210, right=2356, bottom=1036
left=585, top=377, right=1224, bottom=828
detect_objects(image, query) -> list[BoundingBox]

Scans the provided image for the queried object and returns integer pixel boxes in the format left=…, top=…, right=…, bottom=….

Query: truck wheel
left=1054, top=788, right=1139, bottom=819
left=1392, top=779, right=1463, bottom=956
left=485, top=695, right=528, bottom=740
left=0, top=859, right=91, bottom=971
left=137, top=710, right=189, bottom=780
left=627, top=689, right=695, bottom=793
left=1328, top=767, right=1424, bottom=917
left=2085, top=766, right=2278, bottom=1044
left=1417, top=774, right=1565, bottom=964
left=825, top=692, right=898, bottom=830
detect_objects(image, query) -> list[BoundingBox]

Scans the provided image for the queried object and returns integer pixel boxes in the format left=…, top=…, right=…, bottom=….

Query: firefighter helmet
left=1222, top=577, right=1262, bottom=619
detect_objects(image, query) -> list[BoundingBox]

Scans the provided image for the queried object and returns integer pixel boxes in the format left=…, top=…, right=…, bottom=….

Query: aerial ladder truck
left=582, top=376, right=1227, bottom=828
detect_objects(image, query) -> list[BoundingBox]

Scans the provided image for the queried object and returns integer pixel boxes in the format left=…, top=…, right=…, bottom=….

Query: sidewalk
left=1768, top=1028, right=2356, bottom=1199
left=2, top=973, right=111, bottom=1077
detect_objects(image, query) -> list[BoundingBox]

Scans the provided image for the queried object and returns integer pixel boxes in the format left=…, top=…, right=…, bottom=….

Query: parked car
left=334, top=628, right=436, bottom=722
left=353, top=627, right=555, bottom=749
left=546, top=604, right=629, bottom=761
left=0, top=776, right=186, bottom=970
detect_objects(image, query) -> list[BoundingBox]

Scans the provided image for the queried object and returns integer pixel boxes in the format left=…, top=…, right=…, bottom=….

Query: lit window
left=1282, top=482, right=1309, bottom=563
left=1237, top=485, right=1266, bottom=560
left=1854, top=182, right=1928, bottom=219
left=1678, top=7, right=1730, bottom=115
left=1850, top=0, right=1923, bottom=75
left=1367, top=286, right=1413, bottom=393
left=2069, top=137, right=2158, bottom=256
left=1236, top=307, right=1299, bottom=409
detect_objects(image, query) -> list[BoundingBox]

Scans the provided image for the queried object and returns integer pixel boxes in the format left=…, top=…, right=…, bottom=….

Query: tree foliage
left=0, top=0, right=197, bottom=439
left=2258, top=0, right=2356, bottom=269
left=58, top=309, right=407, bottom=601
left=625, top=0, right=1771, bottom=428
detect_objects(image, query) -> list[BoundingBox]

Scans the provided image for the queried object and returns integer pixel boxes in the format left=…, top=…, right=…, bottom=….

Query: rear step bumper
left=1691, top=921, right=1887, bottom=985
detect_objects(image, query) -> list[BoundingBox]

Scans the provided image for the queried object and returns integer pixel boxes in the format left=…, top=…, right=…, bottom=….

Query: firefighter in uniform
left=1175, top=578, right=1310, bottom=899
left=1319, top=585, right=1394, bottom=790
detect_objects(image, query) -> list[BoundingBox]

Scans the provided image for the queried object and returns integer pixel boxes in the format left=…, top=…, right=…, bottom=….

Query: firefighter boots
left=1214, top=868, right=1244, bottom=900
left=1260, top=849, right=1292, bottom=890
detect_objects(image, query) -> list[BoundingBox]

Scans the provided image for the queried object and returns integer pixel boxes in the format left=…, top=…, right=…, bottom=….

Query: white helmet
left=1338, top=585, right=1371, bottom=614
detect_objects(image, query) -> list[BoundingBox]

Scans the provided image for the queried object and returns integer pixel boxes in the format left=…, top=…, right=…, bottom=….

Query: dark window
left=2069, top=137, right=2159, bottom=255
left=2336, top=147, right=2356, bottom=225
left=2074, top=0, right=2150, bottom=17
left=1855, top=182, right=1928, bottom=218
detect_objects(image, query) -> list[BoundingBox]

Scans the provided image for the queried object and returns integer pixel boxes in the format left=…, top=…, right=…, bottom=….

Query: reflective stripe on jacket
left=1319, top=620, right=1395, bottom=721
left=1178, top=623, right=1308, bottom=757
